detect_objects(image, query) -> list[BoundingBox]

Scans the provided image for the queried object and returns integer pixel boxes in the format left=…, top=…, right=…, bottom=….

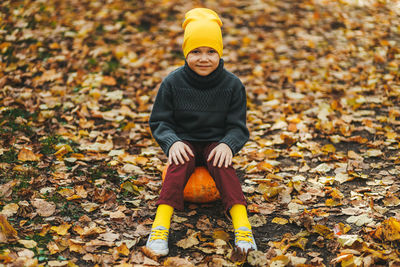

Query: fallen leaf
left=1, top=203, right=19, bottom=217
left=271, top=217, right=288, bottom=225
left=18, top=148, right=41, bottom=161
left=376, top=217, right=400, bottom=241
left=0, top=180, right=18, bottom=199
left=47, top=241, right=61, bottom=254
left=116, top=242, right=130, bottom=256
left=310, top=163, right=333, bottom=173
left=366, top=149, right=383, bottom=157
left=346, top=214, right=373, bottom=227
left=164, top=257, right=194, bottom=267
left=337, top=235, right=362, bottom=247
left=80, top=202, right=100, bottom=212
left=176, top=230, right=199, bottom=249
left=0, top=214, right=18, bottom=241
left=31, top=199, right=56, bottom=217
left=102, top=76, right=117, bottom=86
left=51, top=223, right=71, bottom=236
left=18, top=239, right=37, bottom=249
left=213, top=230, right=230, bottom=242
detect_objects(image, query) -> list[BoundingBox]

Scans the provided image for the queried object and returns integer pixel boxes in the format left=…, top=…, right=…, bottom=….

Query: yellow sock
left=229, top=204, right=251, bottom=230
left=152, top=204, right=173, bottom=229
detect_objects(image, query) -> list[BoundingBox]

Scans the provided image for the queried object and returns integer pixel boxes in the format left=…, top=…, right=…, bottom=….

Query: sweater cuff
left=219, top=136, right=240, bottom=155
left=161, top=135, right=182, bottom=156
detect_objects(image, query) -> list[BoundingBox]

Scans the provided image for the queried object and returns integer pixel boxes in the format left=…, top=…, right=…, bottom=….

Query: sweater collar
left=183, top=58, right=225, bottom=88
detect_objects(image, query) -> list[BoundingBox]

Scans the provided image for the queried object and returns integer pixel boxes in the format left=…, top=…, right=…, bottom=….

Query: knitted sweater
left=149, top=59, right=249, bottom=156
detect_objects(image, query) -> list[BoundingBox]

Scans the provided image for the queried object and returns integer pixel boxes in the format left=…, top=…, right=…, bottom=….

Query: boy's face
left=186, top=46, right=220, bottom=76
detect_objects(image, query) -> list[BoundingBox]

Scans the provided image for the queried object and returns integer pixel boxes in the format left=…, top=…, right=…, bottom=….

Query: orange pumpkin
left=162, top=165, right=221, bottom=203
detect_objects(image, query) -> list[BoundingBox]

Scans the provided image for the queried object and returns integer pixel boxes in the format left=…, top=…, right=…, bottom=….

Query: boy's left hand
left=207, top=143, right=232, bottom=168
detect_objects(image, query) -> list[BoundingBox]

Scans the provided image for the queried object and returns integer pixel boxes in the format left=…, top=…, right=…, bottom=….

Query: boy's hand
left=207, top=143, right=232, bottom=168
left=168, top=141, right=194, bottom=165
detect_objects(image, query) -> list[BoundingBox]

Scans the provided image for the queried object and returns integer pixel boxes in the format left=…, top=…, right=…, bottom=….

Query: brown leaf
left=164, top=257, right=194, bottom=267
left=18, top=148, right=41, bottom=162
left=140, top=246, right=161, bottom=261
left=116, top=242, right=130, bottom=256
left=230, top=247, right=247, bottom=265
left=31, top=199, right=56, bottom=217
left=102, top=76, right=117, bottom=86
left=47, top=241, right=61, bottom=255
left=0, top=180, right=17, bottom=199
left=176, top=230, right=199, bottom=249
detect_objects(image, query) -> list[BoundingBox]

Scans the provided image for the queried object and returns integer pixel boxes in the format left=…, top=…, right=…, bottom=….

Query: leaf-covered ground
left=1, top=0, right=400, bottom=266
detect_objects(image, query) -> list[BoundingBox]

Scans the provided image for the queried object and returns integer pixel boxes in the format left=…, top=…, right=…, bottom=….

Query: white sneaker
left=234, top=227, right=257, bottom=253
left=146, top=226, right=169, bottom=256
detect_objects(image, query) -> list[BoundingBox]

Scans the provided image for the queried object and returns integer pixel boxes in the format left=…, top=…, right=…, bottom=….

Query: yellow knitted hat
left=182, top=8, right=223, bottom=58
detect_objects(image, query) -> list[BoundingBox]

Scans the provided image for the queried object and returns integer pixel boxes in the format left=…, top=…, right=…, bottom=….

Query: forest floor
left=1, top=0, right=400, bottom=266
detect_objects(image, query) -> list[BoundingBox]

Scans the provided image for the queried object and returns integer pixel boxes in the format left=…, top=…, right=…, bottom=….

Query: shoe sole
left=147, top=247, right=169, bottom=256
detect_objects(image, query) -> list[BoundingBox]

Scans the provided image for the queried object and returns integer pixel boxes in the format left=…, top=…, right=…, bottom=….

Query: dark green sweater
left=149, top=59, right=249, bottom=156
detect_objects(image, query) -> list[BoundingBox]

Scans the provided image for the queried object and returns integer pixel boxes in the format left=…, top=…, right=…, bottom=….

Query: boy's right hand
left=168, top=141, right=194, bottom=165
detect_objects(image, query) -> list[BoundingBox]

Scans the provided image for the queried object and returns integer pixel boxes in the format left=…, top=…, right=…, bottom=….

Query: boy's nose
left=200, top=53, right=208, bottom=61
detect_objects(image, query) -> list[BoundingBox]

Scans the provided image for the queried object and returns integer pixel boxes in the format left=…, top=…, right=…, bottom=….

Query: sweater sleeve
left=219, top=83, right=249, bottom=155
left=149, top=81, right=181, bottom=156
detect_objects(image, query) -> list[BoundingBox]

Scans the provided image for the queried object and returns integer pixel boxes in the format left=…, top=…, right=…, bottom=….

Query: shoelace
left=235, top=229, right=254, bottom=244
left=150, top=229, right=169, bottom=241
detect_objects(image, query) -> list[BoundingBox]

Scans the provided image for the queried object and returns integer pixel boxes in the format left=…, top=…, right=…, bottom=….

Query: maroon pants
left=156, top=141, right=247, bottom=212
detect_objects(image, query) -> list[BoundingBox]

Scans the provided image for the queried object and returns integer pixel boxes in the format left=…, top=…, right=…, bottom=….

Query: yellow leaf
left=380, top=217, right=400, bottom=241
left=313, top=224, right=334, bottom=239
left=270, top=255, right=290, bottom=265
left=322, top=144, right=336, bottom=153
left=289, top=151, right=303, bottom=158
left=263, top=186, right=283, bottom=200
left=68, top=239, right=86, bottom=254
left=47, top=241, right=60, bottom=254
left=256, top=162, right=274, bottom=172
left=0, top=214, right=18, bottom=240
left=54, top=144, right=73, bottom=158
left=51, top=223, right=71, bottom=236
left=120, top=181, right=141, bottom=195
left=331, top=189, right=344, bottom=200
left=289, top=237, right=308, bottom=250
left=326, top=198, right=342, bottom=207
left=49, top=42, right=60, bottom=49
left=58, top=188, right=75, bottom=198
left=117, top=242, right=130, bottom=256
left=271, top=217, right=288, bottom=225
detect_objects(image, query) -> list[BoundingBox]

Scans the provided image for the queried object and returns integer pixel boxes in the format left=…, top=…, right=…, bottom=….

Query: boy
left=146, top=7, right=257, bottom=256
